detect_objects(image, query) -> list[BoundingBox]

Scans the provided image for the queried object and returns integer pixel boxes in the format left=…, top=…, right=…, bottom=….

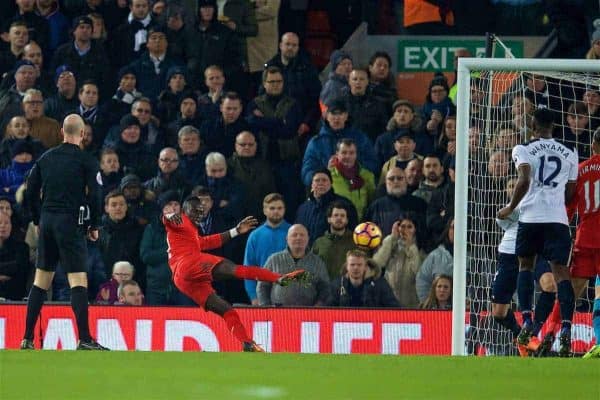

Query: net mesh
left=463, top=48, right=600, bottom=355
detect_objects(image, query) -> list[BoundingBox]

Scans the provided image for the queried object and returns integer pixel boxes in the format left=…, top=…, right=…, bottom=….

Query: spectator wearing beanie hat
left=421, top=74, right=455, bottom=141
left=165, top=3, right=188, bottom=62
left=105, top=66, right=143, bottom=126
left=0, top=139, right=35, bottom=203
left=119, top=173, right=158, bottom=229
left=129, top=24, right=181, bottom=102
left=156, top=66, right=190, bottom=125
left=320, top=49, right=353, bottom=108
left=110, top=115, right=156, bottom=181
left=166, top=92, right=203, bottom=147
left=45, top=65, right=79, bottom=122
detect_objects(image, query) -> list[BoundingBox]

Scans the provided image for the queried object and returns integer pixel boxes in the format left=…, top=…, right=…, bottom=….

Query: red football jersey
left=162, top=214, right=223, bottom=268
left=567, top=154, right=600, bottom=248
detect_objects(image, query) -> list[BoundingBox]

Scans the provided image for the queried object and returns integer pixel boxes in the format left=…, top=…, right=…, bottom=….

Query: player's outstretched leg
left=212, top=259, right=306, bottom=286
left=204, top=292, right=264, bottom=352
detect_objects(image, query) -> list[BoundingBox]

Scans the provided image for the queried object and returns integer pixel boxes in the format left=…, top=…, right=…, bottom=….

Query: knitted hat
left=14, top=60, right=35, bottom=73
left=165, top=66, right=187, bottom=85
left=392, top=99, right=414, bottom=112
left=429, top=74, right=449, bottom=92
left=72, top=15, right=93, bottom=30
left=312, top=167, right=332, bottom=183
left=157, top=190, right=181, bottom=210
left=117, top=65, right=136, bottom=81
left=119, top=114, right=141, bottom=131
left=54, top=64, right=75, bottom=83
left=330, top=49, right=352, bottom=71
left=119, top=174, right=141, bottom=189
left=11, top=139, right=34, bottom=158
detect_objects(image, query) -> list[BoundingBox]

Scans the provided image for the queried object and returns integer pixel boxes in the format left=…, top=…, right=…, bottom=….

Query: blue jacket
left=129, top=52, right=182, bottom=101
left=0, top=161, right=33, bottom=202
left=243, top=221, right=291, bottom=300
left=301, top=122, right=377, bottom=186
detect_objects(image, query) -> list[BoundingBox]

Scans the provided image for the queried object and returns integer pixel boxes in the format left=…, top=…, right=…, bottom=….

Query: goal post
left=452, top=58, right=600, bottom=356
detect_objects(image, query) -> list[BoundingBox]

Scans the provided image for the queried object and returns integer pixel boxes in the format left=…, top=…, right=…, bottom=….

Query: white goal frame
left=452, top=58, right=600, bottom=356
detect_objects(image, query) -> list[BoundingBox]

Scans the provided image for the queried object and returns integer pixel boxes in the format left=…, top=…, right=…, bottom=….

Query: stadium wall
left=0, top=305, right=592, bottom=354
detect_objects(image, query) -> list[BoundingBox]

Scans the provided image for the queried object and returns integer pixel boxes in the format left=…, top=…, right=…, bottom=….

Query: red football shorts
left=570, top=246, right=600, bottom=279
left=172, top=253, right=224, bottom=307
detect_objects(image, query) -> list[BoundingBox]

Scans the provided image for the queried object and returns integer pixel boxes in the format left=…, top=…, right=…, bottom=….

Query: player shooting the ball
left=159, top=190, right=307, bottom=352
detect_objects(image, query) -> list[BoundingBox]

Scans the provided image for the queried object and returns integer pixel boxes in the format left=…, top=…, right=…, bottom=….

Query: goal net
left=452, top=51, right=600, bottom=356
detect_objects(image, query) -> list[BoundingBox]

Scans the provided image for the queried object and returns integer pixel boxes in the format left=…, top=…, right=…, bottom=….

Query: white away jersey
left=496, top=207, right=519, bottom=254
left=512, top=138, right=578, bottom=224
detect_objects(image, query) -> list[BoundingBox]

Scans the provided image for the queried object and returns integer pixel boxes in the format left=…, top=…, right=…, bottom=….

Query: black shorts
left=515, top=222, right=571, bottom=266
left=37, top=212, right=88, bottom=273
left=492, top=253, right=554, bottom=304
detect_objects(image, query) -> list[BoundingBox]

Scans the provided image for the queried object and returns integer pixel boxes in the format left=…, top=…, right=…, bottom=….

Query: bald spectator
left=264, top=31, right=321, bottom=134
left=257, top=224, right=330, bottom=306
left=143, top=147, right=190, bottom=198
left=22, top=89, right=62, bottom=148
left=227, top=131, right=276, bottom=219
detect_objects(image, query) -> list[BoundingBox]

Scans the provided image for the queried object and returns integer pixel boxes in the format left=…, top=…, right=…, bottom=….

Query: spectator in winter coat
left=0, top=140, right=34, bottom=203
left=320, top=49, right=352, bottom=108
left=416, top=218, right=454, bottom=302
left=0, top=116, right=45, bottom=168
left=0, top=211, right=31, bottom=301
left=95, top=260, right=134, bottom=304
left=329, top=249, right=399, bottom=307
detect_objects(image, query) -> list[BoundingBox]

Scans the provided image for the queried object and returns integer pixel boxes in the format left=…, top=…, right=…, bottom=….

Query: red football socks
left=546, top=300, right=562, bottom=334
left=223, top=309, right=251, bottom=343
left=234, top=266, right=281, bottom=282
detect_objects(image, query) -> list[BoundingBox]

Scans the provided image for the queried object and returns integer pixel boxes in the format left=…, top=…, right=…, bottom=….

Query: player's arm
left=163, top=212, right=183, bottom=225
left=565, top=180, right=578, bottom=217
left=497, top=164, right=530, bottom=219
left=214, top=216, right=259, bottom=245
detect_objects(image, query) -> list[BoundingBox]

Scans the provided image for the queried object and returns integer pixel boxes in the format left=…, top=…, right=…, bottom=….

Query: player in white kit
left=498, top=108, right=578, bottom=356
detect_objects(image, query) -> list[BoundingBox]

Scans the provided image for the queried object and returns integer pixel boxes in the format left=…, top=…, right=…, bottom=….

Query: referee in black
left=21, top=114, right=108, bottom=350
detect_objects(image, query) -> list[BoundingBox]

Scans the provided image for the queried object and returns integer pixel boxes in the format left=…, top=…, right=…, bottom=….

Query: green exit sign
left=398, top=39, right=524, bottom=72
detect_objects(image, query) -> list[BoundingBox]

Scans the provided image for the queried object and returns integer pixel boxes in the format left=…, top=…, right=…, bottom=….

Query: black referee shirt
left=26, top=143, right=102, bottom=229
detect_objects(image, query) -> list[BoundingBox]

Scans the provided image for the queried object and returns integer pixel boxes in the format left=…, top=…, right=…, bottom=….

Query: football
left=352, top=222, right=383, bottom=249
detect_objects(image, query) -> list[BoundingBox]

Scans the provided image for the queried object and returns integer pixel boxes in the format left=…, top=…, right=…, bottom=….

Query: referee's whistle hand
left=87, top=228, right=99, bottom=241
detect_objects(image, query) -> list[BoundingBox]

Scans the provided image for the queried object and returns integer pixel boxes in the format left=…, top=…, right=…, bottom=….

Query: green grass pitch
left=0, top=351, right=598, bottom=399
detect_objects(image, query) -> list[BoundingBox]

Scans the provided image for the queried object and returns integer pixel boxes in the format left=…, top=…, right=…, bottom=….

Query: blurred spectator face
left=130, top=0, right=150, bottom=20
left=264, top=199, right=285, bottom=224
left=168, top=73, right=186, bottom=93
left=206, top=161, right=227, bottom=178
left=393, top=105, right=414, bottom=127
left=178, top=132, right=201, bottom=155
left=105, top=194, right=128, bottom=222
left=349, top=70, right=368, bottom=96
left=423, top=157, right=443, bottom=183
left=346, top=254, right=367, bottom=281
left=73, top=23, right=92, bottom=43
left=368, top=57, right=389, bottom=82
left=327, top=207, right=348, bottom=231
left=57, top=70, right=76, bottom=96
left=0, top=213, right=11, bottom=241
left=279, top=32, right=299, bottom=60
left=90, top=15, right=106, bottom=39
left=435, top=277, right=452, bottom=303
left=152, top=0, right=165, bottom=15
left=220, top=98, right=242, bottom=124
left=443, top=118, right=456, bottom=141
left=196, top=194, right=214, bottom=219
left=112, top=263, right=133, bottom=284
left=393, top=137, right=415, bottom=159
left=234, top=131, right=257, bottom=158
left=6, top=116, right=30, bottom=139
left=147, top=31, right=167, bottom=55
left=336, top=142, right=357, bottom=168
left=429, top=84, right=447, bottom=104
left=9, top=24, right=28, bottom=48
left=287, top=224, right=309, bottom=253
left=0, top=200, right=13, bottom=217
left=158, top=148, right=179, bottom=174
left=385, top=167, right=407, bottom=197
left=119, top=283, right=143, bottom=305
left=487, top=151, right=509, bottom=177
left=123, top=184, right=141, bottom=201
left=121, top=124, right=141, bottom=144
left=311, top=172, right=332, bottom=198
left=263, top=71, right=284, bottom=96
left=15, top=66, right=36, bottom=91
left=398, top=218, right=416, bottom=243
left=204, top=68, right=224, bottom=92
left=583, top=90, right=600, bottom=111
left=511, top=95, right=533, bottom=117
left=23, top=42, right=43, bottom=70
left=468, top=126, right=480, bottom=152
left=79, top=83, right=99, bottom=108
left=405, top=159, right=423, bottom=186
left=199, top=5, right=215, bottom=22
left=81, top=124, right=93, bottom=148
left=325, top=110, right=348, bottom=130
left=23, top=92, right=44, bottom=119
left=505, top=177, right=517, bottom=198
left=335, top=59, right=353, bottom=77
left=180, top=98, right=196, bottom=118
left=496, top=128, right=519, bottom=150
left=120, top=73, right=136, bottom=92
left=132, top=101, right=152, bottom=125
left=17, top=0, right=35, bottom=12
left=526, top=75, right=546, bottom=93
left=167, top=14, right=184, bottom=31
left=100, top=152, right=120, bottom=174
left=567, top=113, right=589, bottom=134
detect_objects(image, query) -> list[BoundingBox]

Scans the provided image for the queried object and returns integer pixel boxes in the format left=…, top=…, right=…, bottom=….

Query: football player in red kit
left=160, top=191, right=306, bottom=352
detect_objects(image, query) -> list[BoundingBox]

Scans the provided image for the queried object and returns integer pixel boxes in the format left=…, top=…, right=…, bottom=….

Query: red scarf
left=333, top=157, right=364, bottom=191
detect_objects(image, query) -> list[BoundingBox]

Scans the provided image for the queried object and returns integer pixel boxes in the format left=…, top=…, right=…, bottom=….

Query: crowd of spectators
left=0, top=0, right=597, bottom=311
